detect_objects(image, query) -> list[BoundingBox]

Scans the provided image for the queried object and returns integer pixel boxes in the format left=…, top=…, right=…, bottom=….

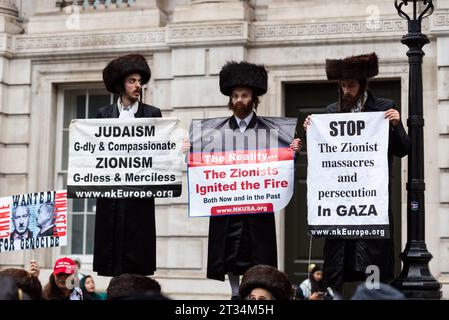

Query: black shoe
left=231, top=295, right=240, bottom=300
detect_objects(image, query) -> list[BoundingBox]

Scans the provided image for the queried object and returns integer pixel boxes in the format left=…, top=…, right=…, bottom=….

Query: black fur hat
left=326, top=53, right=378, bottom=80
left=219, top=61, right=268, bottom=96
left=103, top=54, right=151, bottom=94
left=239, top=265, right=292, bottom=300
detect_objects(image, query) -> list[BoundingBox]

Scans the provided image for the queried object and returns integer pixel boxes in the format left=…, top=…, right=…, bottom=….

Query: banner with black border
left=307, top=112, right=389, bottom=239
left=67, top=118, right=183, bottom=198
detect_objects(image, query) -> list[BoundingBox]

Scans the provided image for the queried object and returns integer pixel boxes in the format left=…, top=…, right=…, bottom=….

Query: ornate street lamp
left=391, top=0, right=441, bottom=299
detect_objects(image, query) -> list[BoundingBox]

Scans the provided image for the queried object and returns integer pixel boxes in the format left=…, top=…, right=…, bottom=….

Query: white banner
left=0, top=190, right=67, bottom=253
left=307, top=112, right=389, bottom=239
left=67, top=118, right=183, bottom=198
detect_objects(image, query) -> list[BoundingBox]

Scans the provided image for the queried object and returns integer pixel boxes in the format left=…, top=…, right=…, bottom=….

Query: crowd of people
left=0, top=256, right=405, bottom=301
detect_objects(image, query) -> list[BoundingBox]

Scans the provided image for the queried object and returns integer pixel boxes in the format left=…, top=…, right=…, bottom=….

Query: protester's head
left=72, top=257, right=81, bottom=271
left=228, top=86, right=258, bottom=119
left=43, top=257, right=77, bottom=300
left=103, top=53, right=151, bottom=102
left=0, top=275, right=21, bottom=300
left=351, top=282, right=406, bottom=300
left=11, top=206, right=30, bottom=235
left=0, top=268, right=42, bottom=300
left=106, top=274, right=162, bottom=300
left=219, top=61, right=267, bottom=116
left=247, top=288, right=274, bottom=300
left=79, top=275, right=104, bottom=300
left=239, top=265, right=292, bottom=300
left=308, top=263, right=324, bottom=283
left=37, top=202, right=55, bottom=229
left=325, top=53, right=378, bottom=112
left=80, top=275, right=95, bottom=294
left=52, top=257, right=76, bottom=291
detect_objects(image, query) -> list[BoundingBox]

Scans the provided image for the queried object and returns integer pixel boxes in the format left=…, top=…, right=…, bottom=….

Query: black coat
left=206, top=113, right=278, bottom=281
left=323, top=90, right=410, bottom=289
left=37, top=225, right=55, bottom=237
left=93, top=102, right=162, bottom=277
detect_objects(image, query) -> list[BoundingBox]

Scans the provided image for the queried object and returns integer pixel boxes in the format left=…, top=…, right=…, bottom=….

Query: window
left=57, top=88, right=116, bottom=255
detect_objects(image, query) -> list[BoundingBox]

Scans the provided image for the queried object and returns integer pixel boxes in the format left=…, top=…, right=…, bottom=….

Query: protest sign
left=68, top=118, right=182, bottom=198
left=188, top=117, right=297, bottom=217
left=0, top=190, right=67, bottom=253
left=307, top=112, right=389, bottom=239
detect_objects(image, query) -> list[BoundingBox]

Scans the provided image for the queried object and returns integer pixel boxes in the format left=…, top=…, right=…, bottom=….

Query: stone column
left=436, top=34, right=449, bottom=298
left=0, top=0, right=30, bottom=267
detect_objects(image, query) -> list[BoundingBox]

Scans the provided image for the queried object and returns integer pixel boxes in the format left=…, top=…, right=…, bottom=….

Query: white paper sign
left=68, top=118, right=183, bottom=198
left=307, top=112, right=389, bottom=239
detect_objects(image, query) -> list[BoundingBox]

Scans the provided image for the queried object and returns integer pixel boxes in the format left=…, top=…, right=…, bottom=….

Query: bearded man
left=303, top=53, right=410, bottom=294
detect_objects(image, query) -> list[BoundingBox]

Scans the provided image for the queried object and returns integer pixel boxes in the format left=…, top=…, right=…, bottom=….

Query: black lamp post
left=391, top=0, right=441, bottom=299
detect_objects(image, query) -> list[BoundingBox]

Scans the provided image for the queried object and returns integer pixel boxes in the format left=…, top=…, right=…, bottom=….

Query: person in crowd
left=0, top=268, right=42, bottom=300
left=299, top=264, right=334, bottom=300
left=43, top=257, right=83, bottom=300
left=72, top=257, right=86, bottom=280
left=106, top=273, right=163, bottom=300
left=80, top=275, right=106, bottom=300
left=351, top=282, right=405, bottom=300
left=0, top=275, right=29, bottom=300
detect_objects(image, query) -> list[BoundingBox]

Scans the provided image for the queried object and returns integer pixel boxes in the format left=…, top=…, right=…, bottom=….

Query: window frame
left=55, top=83, right=114, bottom=263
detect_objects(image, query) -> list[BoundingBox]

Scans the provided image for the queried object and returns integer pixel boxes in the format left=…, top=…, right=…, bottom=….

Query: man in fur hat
left=204, top=61, right=300, bottom=299
left=239, top=264, right=292, bottom=300
left=93, top=53, right=161, bottom=277
left=303, top=53, right=410, bottom=295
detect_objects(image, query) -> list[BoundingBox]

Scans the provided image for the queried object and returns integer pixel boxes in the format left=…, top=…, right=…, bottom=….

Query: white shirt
left=234, top=112, right=254, bottom=133
left=70, top=287, right=83, bottom=300
left=352, top=91, right=368, bottom=113
left=118, top=98, right=139, bottom=119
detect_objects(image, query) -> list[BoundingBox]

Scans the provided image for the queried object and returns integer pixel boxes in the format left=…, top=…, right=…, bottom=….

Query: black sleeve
left=96, top=109, right=103, bottom=119
left=391, top=120, right=411, bottom=158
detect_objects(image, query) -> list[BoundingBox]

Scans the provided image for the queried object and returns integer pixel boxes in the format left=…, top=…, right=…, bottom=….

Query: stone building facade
left=0, top=0, right=448, bottom=299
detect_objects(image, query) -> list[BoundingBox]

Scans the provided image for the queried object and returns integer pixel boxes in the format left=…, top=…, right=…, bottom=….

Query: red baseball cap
left=53, top=257, right=76, bottom=275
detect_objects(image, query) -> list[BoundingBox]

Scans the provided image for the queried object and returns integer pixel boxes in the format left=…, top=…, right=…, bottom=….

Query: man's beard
left=231, top=101, right=253, bottom=118
left=123, top=89, right=141, bottom=104
left=339, top=92, right=364, bottom=113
